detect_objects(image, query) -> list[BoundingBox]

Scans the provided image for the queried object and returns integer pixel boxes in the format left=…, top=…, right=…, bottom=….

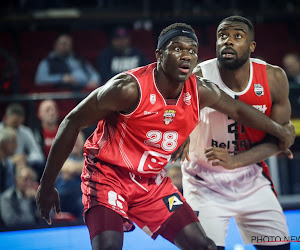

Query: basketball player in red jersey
left=36, top=23, right=294, bottom=250
left=182, top=16, right=294, bottom=250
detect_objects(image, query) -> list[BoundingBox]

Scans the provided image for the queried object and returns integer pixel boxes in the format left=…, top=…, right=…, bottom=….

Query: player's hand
left=170, top=136, right=190, bottom=164
left=205, top=147, right=236, bottom=170
left=278, top=121, right=295, bottom=151
left=35, top=185, right=60, bottom=225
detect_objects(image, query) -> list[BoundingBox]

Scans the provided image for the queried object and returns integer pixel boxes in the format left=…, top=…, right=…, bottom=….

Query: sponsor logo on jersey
left=254, top=83, right=264, bottom=96
left=211, top=138, right=256, bottom=154
left=163, top=109, right=176, bottom=125
left=144, top=111, right=159, bottom=115
left=163, top=193, right=183, bottom=212
left=183, top=92, right=192, bottom=105
left=252, top=104, right=268, bottom=113
left=150, top=94, right=156, bottom=105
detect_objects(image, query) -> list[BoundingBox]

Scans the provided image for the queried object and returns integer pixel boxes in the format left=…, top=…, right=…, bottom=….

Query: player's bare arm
left=36, top=73, right=139, bottom=224
left=197, top=77, right=294, bottom=151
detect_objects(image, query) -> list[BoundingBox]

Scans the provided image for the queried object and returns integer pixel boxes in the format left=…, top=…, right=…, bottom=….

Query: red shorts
left=81, top=156, right=191, bottom=238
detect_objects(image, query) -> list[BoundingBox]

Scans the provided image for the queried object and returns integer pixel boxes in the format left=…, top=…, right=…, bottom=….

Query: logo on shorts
left=108, top=191, right=126, bottom=214
left=163, top=109, right=176, bottom=125
left=163, top=193, right=183, bottom=212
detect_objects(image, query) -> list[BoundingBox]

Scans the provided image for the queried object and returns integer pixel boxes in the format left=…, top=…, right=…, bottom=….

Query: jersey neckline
left=216, top=58, right=253, bottom=96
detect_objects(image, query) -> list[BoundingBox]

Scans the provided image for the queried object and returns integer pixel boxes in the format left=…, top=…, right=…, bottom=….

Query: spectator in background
left=55, top=131, right=85, bottom=220
left=0, top=127, right=17, bottom=194
left=166, top=163, right=183, bottom=195
left=0, top=166, right=40, bottom=228
left=97, top=27, right=148, bottom=83
left=282, top=53, right=300, bottom=86
left=0, top=103, right=44, bottom=175
left=34, top=99, right=59, bottom=159
left=35, top=34, right=100, bottom=89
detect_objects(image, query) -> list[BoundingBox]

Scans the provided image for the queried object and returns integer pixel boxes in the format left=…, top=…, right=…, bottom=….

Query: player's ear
left=156, top=49, right=163, bottom=64
left=250, top=41, right=256, bottom=53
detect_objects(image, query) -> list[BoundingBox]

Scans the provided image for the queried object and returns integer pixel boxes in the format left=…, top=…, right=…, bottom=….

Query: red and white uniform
left=182, top=58, right=289, bottom=246
left=82, top=63, right=200, bottom=237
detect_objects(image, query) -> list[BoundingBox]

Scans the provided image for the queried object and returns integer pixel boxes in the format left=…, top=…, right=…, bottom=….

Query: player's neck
left=154, top=68, right=183, bottom=99
left=219, top=60, right=251, bottom=92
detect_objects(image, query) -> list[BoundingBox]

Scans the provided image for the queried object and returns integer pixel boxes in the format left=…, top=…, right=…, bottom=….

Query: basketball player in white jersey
left=182, top=16, right=294, bottom=250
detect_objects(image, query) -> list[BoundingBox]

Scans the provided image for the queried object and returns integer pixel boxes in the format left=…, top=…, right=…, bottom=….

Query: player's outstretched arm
left=36, top=73, right=139, bottom=224
left=198, top=78, right=295, bottom=152
left=204, top=135, right=290, bottom=169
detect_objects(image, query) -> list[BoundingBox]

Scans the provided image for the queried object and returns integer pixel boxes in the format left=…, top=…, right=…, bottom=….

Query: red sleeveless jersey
left=84, top=63, right=200, bottom=177
left=236, top=59, right=272, bottom=151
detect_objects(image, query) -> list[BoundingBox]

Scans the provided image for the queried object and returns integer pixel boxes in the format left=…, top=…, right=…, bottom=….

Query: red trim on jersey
left=237, top=61, right=272, bottom=151
left=237, top=60, right=276, bottom=194
left=258, top=161, right=278, bottom=197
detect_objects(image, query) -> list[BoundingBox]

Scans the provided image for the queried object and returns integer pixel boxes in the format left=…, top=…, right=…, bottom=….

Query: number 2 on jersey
left=145, top=130, right=178, bottom=151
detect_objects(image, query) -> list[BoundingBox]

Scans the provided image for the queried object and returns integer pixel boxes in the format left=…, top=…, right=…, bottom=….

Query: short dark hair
left=5, top=103, right=25, bottom=117
left=158, top=23, right=196, bottom=50
left=219, top=16, right=254, bottom=40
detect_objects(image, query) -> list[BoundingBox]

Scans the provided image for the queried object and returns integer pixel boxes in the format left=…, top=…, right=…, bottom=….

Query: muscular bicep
left=64, top=73, right=139, bottom=130
left=267, top=65, right=291, bottom=125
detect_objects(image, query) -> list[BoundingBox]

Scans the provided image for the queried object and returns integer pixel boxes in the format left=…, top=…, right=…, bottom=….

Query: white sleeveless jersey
left=183, top=58, right=275, bottom=199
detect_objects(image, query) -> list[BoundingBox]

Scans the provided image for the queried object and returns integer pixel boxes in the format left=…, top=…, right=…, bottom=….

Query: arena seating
left=1, top=23, right=300, bottom=96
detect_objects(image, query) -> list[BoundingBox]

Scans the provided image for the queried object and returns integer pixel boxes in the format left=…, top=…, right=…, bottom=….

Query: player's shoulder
left=250, top=58, right=287, bottom=84
left=94, top=73, right=140, bottom=113
left=193, top=58, right=217, bottom=77
left=126, top=63, right=155, bottom=78
left=265, top=63, right=287, bottom=85
left=107, top=73, right=139, bottom=95
left=196, top=76, right=220, bottom=95
left=266, top=63, right=286, bottom=76
left=260, top=61, right=289, bottom=95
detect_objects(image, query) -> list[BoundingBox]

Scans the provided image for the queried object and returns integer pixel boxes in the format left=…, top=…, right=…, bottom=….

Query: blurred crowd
left=0, top=101, right=85, bottom=229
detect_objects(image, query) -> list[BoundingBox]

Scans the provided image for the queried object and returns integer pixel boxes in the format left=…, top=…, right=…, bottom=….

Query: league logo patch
left=163, top=109, right=176, bottom=125
left=183, top=92, right=192, bottom=105
left=163, top=193, right=183, bottom=212
left=254, top=84, right=264, bottom=97
left=150, top=94, right=156, bottom=105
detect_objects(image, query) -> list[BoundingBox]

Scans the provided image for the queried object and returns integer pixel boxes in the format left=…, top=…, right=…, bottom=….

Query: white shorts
left=182, top=164, right=289, bottom=247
